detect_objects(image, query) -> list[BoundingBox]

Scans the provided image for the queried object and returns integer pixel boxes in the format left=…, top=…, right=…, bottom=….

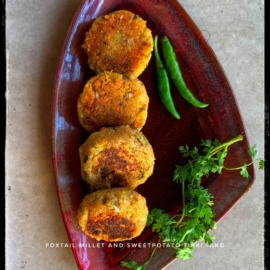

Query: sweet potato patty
left=82, top=10, right=153, bottom=78
left=79, top=125, right=155, bottom=190
left=77, top=187, right=149, bottom=242
left=77, top=72, right=149, bottom=133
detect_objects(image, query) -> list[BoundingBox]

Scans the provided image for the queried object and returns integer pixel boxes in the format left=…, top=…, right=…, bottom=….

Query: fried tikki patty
left=77, top=72, right=149, bottom=133
left=77, top=187, right=149, bottom=242
left=82, top=10, right=153, bottom=78
left=79, top=126, right=155, bottom=190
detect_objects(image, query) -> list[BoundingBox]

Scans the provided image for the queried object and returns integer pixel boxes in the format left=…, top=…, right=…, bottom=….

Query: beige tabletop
left=5, top=0, right=264, bottom=269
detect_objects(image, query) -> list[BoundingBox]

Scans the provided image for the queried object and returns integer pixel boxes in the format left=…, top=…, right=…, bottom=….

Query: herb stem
left=209, top=135, right=243, bottom=156
left=177, top=180, right=186, bottom=224
left=223, top=161, right=255, bottom=171
left=145, top=238, right=160, bottom=267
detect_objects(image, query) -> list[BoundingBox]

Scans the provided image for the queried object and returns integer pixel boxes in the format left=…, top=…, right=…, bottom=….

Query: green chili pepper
left=161, top=36, right=208, bottom=108
left=154, top=36, right=180, bottom=119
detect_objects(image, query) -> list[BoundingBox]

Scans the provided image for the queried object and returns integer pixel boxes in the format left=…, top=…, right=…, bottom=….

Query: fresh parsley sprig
left=121, top=135, right=264, bottom=269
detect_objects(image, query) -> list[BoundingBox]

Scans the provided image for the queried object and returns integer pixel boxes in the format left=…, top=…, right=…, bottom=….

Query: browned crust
left=79, top=126, right=155, bottom=190
left=77, top=72, right=149, bottom=133
left=77, top=188, right=149, bottom=241
left=87, top=211, right=136, bottom=241
left=82, top=10, right=153, bottom=77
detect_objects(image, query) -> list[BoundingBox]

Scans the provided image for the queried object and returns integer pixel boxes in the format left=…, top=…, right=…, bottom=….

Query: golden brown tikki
left=77, top=71, right=149, bottom=133
left=77, top=187, right=149, bottom=242
left=79, top=125, right=155, bottom=190
left=82, top=10, right=153, bottom=78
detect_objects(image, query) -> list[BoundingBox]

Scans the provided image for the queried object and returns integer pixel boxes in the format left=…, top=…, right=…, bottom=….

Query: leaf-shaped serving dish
left=51, top=0, right=255, bottom=269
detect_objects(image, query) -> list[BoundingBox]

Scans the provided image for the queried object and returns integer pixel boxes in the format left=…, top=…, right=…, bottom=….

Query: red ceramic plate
left=51, top=0, right=255, bottom=269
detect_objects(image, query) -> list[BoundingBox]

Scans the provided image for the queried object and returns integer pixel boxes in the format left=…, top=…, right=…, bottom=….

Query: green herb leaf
left=240, top=164, right=250, bottom=178
left=259, top=159, right=265, bottom=170
left=121, top=135, right=264, bottom=269
left=176, top=246, right=194, bottom=260
left=120, top=260, right=146, bottom=270
left=248, top=144, right=258, bottom=158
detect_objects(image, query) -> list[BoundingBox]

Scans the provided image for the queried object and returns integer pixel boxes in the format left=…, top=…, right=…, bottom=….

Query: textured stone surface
left=5, top=0, right=264, bottom=269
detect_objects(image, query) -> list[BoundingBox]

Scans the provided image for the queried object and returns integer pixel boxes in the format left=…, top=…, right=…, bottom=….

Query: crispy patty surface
left=77, top=72, right=149, bottom=133
left=77, top=187, right=149, bottom=242
left=79, top=125, right=155, bottom=190
left=82, top=10, right=153, bottom=78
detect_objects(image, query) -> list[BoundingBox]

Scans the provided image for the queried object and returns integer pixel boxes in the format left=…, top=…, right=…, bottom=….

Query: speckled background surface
left=5, top=0, right=264, bottom=269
